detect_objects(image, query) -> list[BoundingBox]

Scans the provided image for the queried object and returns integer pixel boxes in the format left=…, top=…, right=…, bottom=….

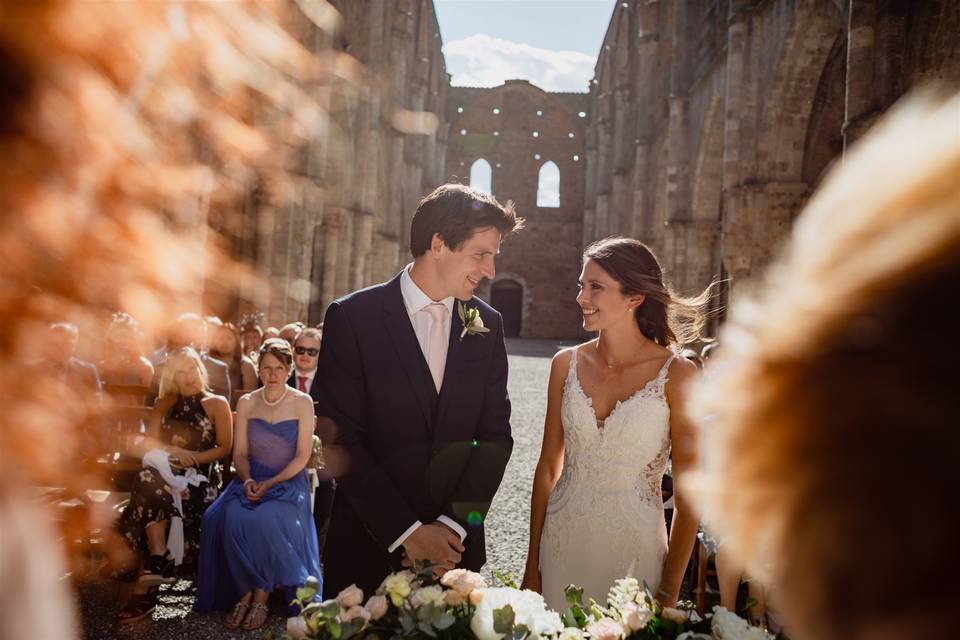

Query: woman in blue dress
left=195, top=338, right=321, bottom=630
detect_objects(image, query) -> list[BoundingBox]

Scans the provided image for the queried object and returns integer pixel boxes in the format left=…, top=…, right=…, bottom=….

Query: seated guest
left=239, top=313, right=265, bottom=360
left=100, top=312, right=154, bottom=389
left=195, top=339, right=320, bottom=631
left=153, top=313, right=232, bottom=401
left=107, top=347, right=232, bottom=624
left=694, top=93, right=960, bottom=639
left=289, top=327, right=335, bottom=550
left=278, top=321, right=304, bottom=347
left=43, top=322, right=102, bottom=398
left=208, top=317, right=258, bottom=405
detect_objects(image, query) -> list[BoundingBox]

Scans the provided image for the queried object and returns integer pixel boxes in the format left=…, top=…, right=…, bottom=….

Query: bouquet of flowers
left=554, top=577, right=777, bottom=640
left=280, top=570, right=775, bottom=640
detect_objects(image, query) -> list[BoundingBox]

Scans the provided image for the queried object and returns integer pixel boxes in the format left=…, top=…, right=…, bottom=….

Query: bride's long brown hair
left=583, top=237, right=717, bottom=347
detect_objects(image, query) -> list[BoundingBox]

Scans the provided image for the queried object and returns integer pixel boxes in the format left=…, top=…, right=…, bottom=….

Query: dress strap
left=655, top=353, right=676, bottom=382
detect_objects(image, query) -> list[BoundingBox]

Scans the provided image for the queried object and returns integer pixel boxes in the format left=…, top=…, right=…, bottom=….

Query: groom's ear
left=430, top=233, right=446, bottom=256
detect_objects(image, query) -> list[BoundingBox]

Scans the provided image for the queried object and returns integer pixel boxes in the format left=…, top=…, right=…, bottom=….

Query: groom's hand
left=402, top=523, right=464, bottom=572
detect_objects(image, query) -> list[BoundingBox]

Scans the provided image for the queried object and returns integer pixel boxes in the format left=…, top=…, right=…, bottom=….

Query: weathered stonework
left=585, top=0, right=960, bottom=318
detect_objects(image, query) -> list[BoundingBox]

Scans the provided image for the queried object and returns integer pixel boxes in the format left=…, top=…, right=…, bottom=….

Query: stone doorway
left=491, top=279, right=523, bottom=337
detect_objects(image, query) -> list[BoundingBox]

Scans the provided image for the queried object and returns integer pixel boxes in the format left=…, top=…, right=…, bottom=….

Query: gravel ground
left=77, top=339, right=569, bottom=639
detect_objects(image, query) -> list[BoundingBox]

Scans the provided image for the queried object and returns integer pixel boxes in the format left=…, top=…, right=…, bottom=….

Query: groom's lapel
left=382, top=275, right=434, bottom=426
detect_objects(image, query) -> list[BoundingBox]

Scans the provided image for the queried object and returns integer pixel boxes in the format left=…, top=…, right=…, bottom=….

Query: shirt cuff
left=437, top=515, right=467, bottom=542
left=388, top=520, right=423, bottom=554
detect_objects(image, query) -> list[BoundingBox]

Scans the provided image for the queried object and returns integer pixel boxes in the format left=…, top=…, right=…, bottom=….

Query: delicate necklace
left=262, top=385, right=288, bottom=407
left=596, top=342, right=618, bottom=369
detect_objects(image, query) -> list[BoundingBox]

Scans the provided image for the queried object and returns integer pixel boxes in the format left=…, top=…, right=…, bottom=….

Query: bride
left=521, top=237, right=711, bottom=611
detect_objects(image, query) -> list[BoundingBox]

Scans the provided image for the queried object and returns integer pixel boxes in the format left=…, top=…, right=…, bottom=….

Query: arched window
left=536, top=161, right=560, bottom=207
left=470, top=158, right=492, bottom=194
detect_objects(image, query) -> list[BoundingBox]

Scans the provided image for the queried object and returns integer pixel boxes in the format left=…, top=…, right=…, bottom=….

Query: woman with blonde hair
left=108, top=347, right=232, bottom=624
left=522, top=237, right=713, bottom=611
left=693, top=91, right=960, bottom=639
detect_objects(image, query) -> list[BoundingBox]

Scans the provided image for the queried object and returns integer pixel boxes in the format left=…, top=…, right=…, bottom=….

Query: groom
left=317, top=184, right=524, bottom=598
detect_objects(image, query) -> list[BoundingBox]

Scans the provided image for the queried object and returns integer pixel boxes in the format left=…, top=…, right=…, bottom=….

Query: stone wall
left=445, top=82, right=588, bottom=338
left=585, top=0, right=960, bottom=319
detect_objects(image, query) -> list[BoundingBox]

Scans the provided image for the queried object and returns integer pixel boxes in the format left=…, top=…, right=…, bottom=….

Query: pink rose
left=622, top=603, right=653, bottom=631
left=364, top=594, right=388, bottom=620
left=586, top=618, right=624, bottom=640
left=336, top=584, right=364, bottom=608
left=440, top=568, right=487, bottom=595
left=468, top=588, right=485, bottom=605
left=662, top=607, right=691, bottom=624
left=341, top=605, right=370, bottom=622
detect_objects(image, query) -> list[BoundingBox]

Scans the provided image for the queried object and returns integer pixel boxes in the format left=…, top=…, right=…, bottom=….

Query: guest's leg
left=312, top=471, right=335, bottom=553
left=144, top=520, right=167, bottom=555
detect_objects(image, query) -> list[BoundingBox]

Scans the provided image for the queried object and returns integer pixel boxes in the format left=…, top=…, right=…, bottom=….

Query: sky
left=434, top=0, right=617, bottom=93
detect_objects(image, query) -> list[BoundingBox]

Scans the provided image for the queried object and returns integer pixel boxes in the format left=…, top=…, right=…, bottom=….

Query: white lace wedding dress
left=539, top=349, right=674, bottom=611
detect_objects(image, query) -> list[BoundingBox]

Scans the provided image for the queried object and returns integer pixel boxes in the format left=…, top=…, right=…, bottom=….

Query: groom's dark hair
left=410, top=184, right=524, bottom=257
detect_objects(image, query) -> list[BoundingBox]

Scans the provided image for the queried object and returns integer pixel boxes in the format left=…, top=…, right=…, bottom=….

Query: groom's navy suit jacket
left=317, top=272, right=513, bottom=598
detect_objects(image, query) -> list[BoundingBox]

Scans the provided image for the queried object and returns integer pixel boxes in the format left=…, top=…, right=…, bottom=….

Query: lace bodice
left=550, top=349, right=673, bottom=511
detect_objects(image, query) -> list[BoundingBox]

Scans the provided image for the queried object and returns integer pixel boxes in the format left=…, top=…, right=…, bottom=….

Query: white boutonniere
left=458, top=301, right=490, bottom=341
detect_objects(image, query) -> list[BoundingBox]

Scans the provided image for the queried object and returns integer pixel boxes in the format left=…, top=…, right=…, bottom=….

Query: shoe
left=224, top=601, right=250, bottom=630
left=117, top=587, right=158, bottom=624
left=242, top=602, right=269, bottom=631
left=138, top=554, right=176, bottom=586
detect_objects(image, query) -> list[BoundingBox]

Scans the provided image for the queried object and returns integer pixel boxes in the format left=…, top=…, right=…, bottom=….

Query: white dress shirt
left=388, top=265, right=468, bottom=553
left=293, top=367, right=316, bottom=393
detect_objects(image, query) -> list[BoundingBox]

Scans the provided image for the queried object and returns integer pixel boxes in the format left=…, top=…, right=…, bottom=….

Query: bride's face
left=576, top=258, right=637, bottom=332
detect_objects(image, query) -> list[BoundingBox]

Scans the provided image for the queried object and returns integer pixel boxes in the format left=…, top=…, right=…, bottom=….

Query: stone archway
left=490, top=279, right=523, bottom=337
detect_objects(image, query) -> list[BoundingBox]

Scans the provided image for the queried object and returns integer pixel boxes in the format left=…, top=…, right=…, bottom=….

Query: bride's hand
left=520, top=566, right=541, bottom=593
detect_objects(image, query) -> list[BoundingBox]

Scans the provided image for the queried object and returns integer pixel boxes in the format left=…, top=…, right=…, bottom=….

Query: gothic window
left=537, top=161, right=560, bottom=208
left=470, top=158, right=492, bottom=194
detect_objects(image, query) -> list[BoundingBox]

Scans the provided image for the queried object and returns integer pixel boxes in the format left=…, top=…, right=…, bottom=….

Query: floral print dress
left=116, top=393, right=222, bottom=563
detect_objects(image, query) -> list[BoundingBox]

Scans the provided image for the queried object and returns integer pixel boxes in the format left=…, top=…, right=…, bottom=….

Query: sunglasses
left=295, top=346, right=319, bottom=357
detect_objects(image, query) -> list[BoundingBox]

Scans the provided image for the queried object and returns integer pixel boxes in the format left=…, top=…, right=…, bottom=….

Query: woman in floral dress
left=107, top=347, right=233, bottom=624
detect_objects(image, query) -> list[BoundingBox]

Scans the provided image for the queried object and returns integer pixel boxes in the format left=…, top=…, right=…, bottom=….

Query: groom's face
left=437, top=226, right=500, bottom=300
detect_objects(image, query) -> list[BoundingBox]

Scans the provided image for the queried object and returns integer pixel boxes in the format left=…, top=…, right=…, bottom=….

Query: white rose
left=585, top=617, right=624, bottom=640
left=558, top=629, right=585, bottom=640
left=382, top=571, right=414, bottom=604
left=622, top=603, right=653, bottom=631
left=661, top=607, right=691, bottom=624
left=676, top=634, right=711, bottom=640
left=411, top=585, right=446, bottom=608
left=469, top=588, right=563, bottom=640
left=364, top=594, right=388, bottom=620
left=286, top=615, right=308, bottom=638
left=335, top=584, right=364, bottom=608
left=342, top=605, right=371, bottom=622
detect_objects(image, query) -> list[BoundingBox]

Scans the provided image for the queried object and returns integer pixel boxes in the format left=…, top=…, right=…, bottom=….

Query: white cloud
left=443, top=34, right=596, bottom=93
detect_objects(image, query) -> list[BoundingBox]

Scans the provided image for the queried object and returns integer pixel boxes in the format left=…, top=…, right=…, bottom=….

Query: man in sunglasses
left=288, top=327, right=322, bottom=405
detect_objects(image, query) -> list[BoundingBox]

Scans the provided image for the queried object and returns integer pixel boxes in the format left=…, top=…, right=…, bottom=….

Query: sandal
left=117, top=587, right=157, bottom=625
left=224, top=601, right=250, bottom=630
left=242, top=602, right=269, bottom=631
left=139, top=554, right=176, bottom=586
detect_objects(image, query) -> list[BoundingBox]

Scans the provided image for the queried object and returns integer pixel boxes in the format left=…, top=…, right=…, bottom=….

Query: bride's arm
left=521, top=349, right=571, bottom=593
left=658, top=358, right=701, bottom=606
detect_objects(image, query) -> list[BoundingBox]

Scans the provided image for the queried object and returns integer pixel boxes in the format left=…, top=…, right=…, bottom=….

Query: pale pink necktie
left=424, top=303, right=448, bottom=392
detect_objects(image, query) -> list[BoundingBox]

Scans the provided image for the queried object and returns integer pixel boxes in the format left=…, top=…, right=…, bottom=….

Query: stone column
left=843, top=0, right=878, bottom=152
